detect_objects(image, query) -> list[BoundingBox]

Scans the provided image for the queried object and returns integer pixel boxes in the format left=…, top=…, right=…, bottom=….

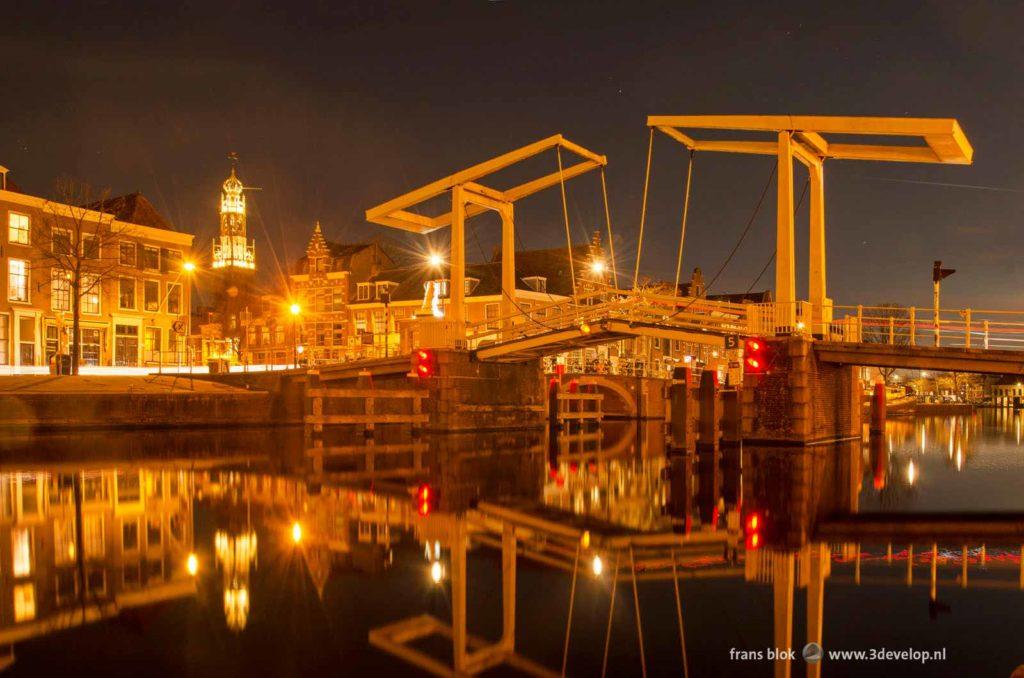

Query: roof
left=86, top=193, right=177, bottom=232
left=363, top=244, right=592, bottom=303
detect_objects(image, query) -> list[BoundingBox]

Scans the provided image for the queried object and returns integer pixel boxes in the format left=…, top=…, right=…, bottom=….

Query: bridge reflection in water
left=0, top=417, right=1021, bottom=675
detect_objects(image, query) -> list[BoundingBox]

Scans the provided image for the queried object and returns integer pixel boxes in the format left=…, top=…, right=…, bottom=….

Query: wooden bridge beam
left=777, top=132, right=796, bottom=327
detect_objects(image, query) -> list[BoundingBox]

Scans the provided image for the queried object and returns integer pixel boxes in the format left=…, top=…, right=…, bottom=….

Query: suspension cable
left=556, top=146, right=579, bottom=306
left=633, top=127, right=655, bottom=290
left=599, top=167, right=619, bottom=291
left=673, top=150, right=696, bottom=296
left=745, top=175, right=810, bottom=294
left=664, top=160, right=776, bottom=321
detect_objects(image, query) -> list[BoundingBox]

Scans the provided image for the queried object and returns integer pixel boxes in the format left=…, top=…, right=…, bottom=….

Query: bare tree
left=32, top=177, right=136, bottom=375
left=862, top=303, right=911, bottom=385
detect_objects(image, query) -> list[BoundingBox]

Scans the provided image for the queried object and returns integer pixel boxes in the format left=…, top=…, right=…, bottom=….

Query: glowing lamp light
left=427, top=253, right=444, bottom=268
left=590, top=260, right=606, bottom=275
left=291, top=521, right=303, bottom=544
left=296, top=345, right=305, bottom=355
left=186, top=552, right=199, bottom=576
left=430, top=560, right=443, bottom=584
left=581, top=531, right=591, bottom=549
left=579, top=322, right=591, bottom=334
left=289, top=303, right=301, bottom=316
left=182, top=260, right=196, bottom=273
left=906, top=460, right=917, bottom=485
left=591, top=555, right=604, bottom=577
left=795, top=321, right=806, bottom=331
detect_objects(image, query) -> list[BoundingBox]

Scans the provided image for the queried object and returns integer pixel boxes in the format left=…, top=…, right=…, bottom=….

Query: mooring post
left=669, top=366, right=692, bottom=450
left=697, top=370, right=720, bottom=450
left=720, top=389, right=740, bottom=445
left=870, top=381, right=886, bottom=436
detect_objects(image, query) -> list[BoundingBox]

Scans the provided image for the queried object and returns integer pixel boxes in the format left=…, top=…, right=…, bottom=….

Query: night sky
left=2, top=1, right=1023, bottom=307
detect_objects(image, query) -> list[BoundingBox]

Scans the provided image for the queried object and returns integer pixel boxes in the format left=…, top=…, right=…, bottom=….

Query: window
left=123, top=562, right=142, bottom=589
left=83, top=235, right=99, bottom=259
left=54, top=520, right=76, bottom=564
left=465, top=277, right=480, bottom=296
left=142, top=246, right=160, bottom=270
left=51, top=269, right=70, bottom=311
left=8, top=259, right=28, bottom=302
left=372, top=310, right=386, bottom=334
left=144, top=327, right=161, bottom=362
left=119, top=278, right=136, bottom=310
left=83, top=515, right=104, bottom=558
left=114, top=324, right=139, bottom=367
left=12, top=528, right=32, bottom=577
left=56, top=569, right=78, bottom=605
left=0, top=315, right=7, bottom=365
left=119, top=241, right=137, bottom=266
left=166, top=283, right=181, bottom=315
left=80, top=274, right=100, bottom=314
left=485, top=303, right=500, bottom=330
left=144, top=280, right=159, bottom=311
left=122, top=520, right=140, bottom=552
left=356, top=283, right=371, bottom=301
left=52, top=229, right=72, bottom=256
left=146, top=518, right=162, bottom=549
left=165, top=249, right=182, bottom=272
left=8, top=212, right=29, bottom=244
left=80, top=328, right=101, bottom=366
left=13, top=583, right=35, bottom=622
left=86, top=568, right=106, bottom=595
left=117, top=471, right=141, bottom=503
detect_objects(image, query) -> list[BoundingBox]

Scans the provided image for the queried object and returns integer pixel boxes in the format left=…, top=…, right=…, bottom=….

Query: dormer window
left=375, top=281, right=397, bottom=300
left=523, top=276, right=547, bottom=293
left=465, top=277, right=480, bottom=296
left=356, top=283, right=372, bottom=301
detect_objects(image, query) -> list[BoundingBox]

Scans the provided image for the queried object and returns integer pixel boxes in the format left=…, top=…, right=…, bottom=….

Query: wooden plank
left=307, top=388, right=426, bottom=399
left=304, top=414, right=429, bottom=425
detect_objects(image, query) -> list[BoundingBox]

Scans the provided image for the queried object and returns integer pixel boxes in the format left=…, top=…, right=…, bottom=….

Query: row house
left=1, top=173, right=194, bottom=370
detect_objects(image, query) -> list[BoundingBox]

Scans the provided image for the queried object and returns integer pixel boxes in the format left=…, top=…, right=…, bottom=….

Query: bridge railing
left=751, top=302, right=1024, bottom=351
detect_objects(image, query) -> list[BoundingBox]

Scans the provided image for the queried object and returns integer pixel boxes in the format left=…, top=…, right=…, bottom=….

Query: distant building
left=196, top=164, right=260, bottom=366
left=0, top=169, right=194, bottom=369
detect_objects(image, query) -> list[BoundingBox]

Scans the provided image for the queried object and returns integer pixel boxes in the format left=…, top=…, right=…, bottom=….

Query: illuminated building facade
left=0, top=174, right=194, bottom=369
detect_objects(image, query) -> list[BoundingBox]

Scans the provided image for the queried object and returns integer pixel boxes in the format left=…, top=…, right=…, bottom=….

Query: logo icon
left=802, top=642, right=823, bottom=664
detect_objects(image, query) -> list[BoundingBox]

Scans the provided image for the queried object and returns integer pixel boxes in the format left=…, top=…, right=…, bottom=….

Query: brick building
left=0, top=170, right=194, bottom=370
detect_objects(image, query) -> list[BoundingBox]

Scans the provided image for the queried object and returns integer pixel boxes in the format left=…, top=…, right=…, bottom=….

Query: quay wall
left=0, top=390, right=271, bottom=431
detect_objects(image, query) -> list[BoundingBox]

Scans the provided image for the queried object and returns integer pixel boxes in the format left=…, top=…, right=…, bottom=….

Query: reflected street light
left=291, top=521, right=303, bottom=544
left=186, top=552, right=199, bottom=576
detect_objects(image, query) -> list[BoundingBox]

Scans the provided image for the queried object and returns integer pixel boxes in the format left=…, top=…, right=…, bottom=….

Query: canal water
left=0, top=411, right=1021, bottom=677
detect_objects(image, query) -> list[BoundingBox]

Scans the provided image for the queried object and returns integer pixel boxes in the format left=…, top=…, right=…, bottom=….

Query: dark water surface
left=0, top=411, right=1021, bottom=677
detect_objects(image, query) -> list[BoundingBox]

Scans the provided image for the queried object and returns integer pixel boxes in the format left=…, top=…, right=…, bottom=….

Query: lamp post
left=381, top=290, right=391, bottom=359
left=289, top=303, right=301, bottom=368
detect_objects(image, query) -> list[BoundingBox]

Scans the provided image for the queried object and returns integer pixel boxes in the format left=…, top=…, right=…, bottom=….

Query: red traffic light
left=744, top=511, right=764, bottom=550
left=743, top=337, right=769, bottom=374
left=413, top=349, right=436, bottom=378
left=415, top=483, right=436, bottom=516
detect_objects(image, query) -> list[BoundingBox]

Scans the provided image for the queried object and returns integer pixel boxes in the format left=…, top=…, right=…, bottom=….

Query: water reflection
left=0, top=415, right=1020, bottom=675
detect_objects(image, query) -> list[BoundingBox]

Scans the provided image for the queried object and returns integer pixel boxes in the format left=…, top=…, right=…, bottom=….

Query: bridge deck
left=473, top=319, right=727, bottom=362
left=814, top=342, right=1024, bottom=375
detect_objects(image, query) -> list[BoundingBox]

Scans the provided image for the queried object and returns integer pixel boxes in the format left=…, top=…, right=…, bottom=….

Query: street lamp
left=289, top=303, right=301, bottom=368
left=427, top=252, right=444, bottom=268
left=589, top=259, right=606, bottom=276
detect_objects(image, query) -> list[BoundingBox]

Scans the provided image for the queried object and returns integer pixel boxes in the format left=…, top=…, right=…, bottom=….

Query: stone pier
left=741, top=336, right=861, bottom=445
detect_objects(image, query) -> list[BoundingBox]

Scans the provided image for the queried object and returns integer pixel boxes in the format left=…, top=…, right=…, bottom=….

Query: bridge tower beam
left=776, top=132, right=797, bottom=328
left=808, top=160, right=830, bottom=331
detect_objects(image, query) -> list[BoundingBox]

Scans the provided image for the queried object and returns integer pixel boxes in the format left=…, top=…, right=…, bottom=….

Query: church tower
left=212, top=166, right=255, bottom=271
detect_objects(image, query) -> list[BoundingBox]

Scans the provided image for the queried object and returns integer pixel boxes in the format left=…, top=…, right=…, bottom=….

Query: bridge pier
left=741, top=336, right=861, bottom=445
